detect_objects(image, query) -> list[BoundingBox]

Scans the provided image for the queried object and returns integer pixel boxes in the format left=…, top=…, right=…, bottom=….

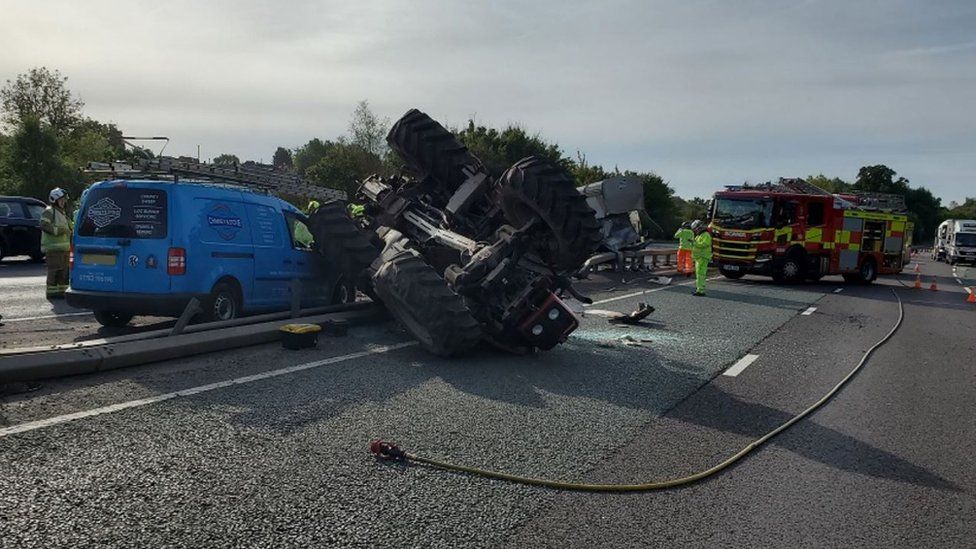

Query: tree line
left=1, top=67, right=963, bottom=242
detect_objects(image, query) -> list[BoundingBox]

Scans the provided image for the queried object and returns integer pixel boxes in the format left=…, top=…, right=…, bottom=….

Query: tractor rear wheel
left=497, top=156, right=602, bottom=272
left=386, top=108, right=484, bottom=193
left=370, top=243, right=482, bottom=357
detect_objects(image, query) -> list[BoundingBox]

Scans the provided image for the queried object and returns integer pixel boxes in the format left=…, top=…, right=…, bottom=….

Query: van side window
left=285, top=213, right=314, bottom=251
left=807, top=202, right=825, bottom=226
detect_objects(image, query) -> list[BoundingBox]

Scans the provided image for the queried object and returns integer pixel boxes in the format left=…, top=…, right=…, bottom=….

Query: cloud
left=1, top=0, right=973, bottom=201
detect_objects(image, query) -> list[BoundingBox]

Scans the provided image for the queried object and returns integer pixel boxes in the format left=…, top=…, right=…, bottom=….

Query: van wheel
left=206, top=282, right=240, bottom=322
left=93, top=310, right=134, bottom=328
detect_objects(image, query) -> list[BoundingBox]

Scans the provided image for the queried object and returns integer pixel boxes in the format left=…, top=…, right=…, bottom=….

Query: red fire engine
left=709, top=178, right=913, bottom=283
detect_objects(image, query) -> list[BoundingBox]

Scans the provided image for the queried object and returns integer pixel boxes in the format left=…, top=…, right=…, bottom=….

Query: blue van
left=66, top=180, right=348, bottom=327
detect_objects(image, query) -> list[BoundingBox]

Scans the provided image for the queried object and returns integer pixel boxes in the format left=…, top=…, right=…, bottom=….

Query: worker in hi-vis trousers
left=40, top=187, right=72, bottom=299
left=690, top=219, right=712, bottom=296
left=673, top=221, right=694, bottom=276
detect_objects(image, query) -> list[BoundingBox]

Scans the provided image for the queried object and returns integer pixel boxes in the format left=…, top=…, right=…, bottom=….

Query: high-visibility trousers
left=677, top=248, right=693, bottom=274
left=695, top=258, right=710, bottom=294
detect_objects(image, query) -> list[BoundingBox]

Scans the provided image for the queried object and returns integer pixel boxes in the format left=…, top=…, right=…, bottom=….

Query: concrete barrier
left=0, top=305, right=387, bottom=382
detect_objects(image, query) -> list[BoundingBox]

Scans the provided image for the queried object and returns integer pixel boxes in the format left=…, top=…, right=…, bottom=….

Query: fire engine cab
left=709, top=178, right=912, bottom=284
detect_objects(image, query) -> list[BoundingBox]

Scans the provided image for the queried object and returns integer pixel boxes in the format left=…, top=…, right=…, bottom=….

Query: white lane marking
left=2, top=311, right=92, bottom=323
left=833, top=288, right=843, bottom=293
left=587, top=276, right=721, bottom=306
left=0, top=342, right=417, bottom=438
left=801, top=306, right=817, bottom=316
left=956, top=278, right=963, bottom=285
left=723, top=354, right=759, bottom=377
left=0, top=275, right=46, bottom=287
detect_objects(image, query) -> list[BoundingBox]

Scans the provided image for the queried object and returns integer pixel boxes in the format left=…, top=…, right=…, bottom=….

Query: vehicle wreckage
left=309, top=109, right=602, bottom=356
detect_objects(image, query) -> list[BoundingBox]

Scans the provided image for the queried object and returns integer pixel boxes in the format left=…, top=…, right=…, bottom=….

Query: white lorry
left=941, top=219, right=976, bottom=265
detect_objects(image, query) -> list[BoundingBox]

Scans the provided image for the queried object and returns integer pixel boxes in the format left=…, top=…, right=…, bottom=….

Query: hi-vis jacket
left=40, top=205, right=71, bottom=253
left=692, top=231, right=713, bottom=261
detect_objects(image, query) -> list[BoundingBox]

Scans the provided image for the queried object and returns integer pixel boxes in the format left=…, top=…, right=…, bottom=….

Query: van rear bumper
left=65, top=289, right=208, bottom=317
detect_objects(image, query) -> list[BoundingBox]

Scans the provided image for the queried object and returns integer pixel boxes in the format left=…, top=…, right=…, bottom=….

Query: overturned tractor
left=310, top=109, right=601, bottom=356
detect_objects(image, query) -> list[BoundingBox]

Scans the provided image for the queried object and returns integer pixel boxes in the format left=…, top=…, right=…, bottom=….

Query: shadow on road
left=667, top=384, right=960, bottom=492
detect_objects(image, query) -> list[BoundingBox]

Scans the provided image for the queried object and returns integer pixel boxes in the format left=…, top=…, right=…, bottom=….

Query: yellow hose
left=392, top=287, right=904, bottom=492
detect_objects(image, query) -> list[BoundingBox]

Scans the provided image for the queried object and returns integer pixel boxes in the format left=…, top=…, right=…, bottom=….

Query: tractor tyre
left=370, top=245, right=482, bottom=357
left=309, top=201, right=379, bottom=286
left=497, top=156, right=602, bottom=272
left=386, top=108, right=484, bottom=192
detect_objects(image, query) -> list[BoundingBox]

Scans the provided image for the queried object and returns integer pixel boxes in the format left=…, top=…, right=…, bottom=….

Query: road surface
left=0, top=257, right=973, bottom=548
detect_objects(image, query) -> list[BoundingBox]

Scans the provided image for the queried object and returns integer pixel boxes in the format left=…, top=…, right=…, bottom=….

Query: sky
left=1, top=0, right=974, bottom=204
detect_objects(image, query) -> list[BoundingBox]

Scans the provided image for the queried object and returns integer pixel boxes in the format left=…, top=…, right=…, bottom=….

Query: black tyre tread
left=498, top=156, right=602, bottom=270
left=93, top=310, right=133, bottom=328
left=309, top=202, right=379, bottom=279
left=371, top=248, right=481, bottom=356
left=387, top=108, right=483, bottom=192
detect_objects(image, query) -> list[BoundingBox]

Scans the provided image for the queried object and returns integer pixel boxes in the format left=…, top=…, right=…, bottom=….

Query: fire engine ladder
left=778, top=178, right=834, bottom=196
left=85, top=156, right=347, bottom=202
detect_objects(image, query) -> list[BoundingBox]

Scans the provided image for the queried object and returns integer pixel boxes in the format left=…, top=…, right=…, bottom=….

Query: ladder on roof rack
left=85, top=156, right=347, bottom=202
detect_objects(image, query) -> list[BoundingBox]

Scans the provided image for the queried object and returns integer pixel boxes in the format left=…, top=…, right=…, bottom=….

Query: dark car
left=0, top=196, right=47, bottom=262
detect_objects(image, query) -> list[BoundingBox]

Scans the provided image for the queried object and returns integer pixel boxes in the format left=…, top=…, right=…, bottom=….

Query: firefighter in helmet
left=40, top=187, right=73, bottom=299
left=690, top=219, right=712, bottom=297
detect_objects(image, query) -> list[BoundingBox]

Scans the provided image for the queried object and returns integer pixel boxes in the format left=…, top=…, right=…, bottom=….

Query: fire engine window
left=775, top=201, right=797, bottom=227
left=808, top=202, right=825, bottom=226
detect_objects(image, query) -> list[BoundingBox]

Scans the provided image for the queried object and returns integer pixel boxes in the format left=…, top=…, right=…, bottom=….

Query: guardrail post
left=170, top=298, right=201, bottom=336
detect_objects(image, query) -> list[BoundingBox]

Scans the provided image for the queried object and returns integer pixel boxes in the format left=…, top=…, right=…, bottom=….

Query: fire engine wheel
left=498, top=156, right=602, bottom=272
left=772, top=253, right=805, bottom=283
left=386, top=108, right=484, bottom=192
left=309, top=202, right=379, bottom=282
left=371, top=247, right=482, bottom=357
left=858, top=258, right=877, bottom=284
left=719, top=266, right=746, bottom=279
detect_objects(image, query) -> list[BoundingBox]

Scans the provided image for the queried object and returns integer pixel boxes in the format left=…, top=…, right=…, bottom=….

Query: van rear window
left=78, top=187, right=168, bottom=239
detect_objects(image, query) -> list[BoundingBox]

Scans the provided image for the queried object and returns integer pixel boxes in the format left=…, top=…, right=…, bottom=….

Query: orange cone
left=967, top=289, right=976, bottom=304
left=914, top=275, right=922, bottom=289
left=930, top=278, right=938, bottom=291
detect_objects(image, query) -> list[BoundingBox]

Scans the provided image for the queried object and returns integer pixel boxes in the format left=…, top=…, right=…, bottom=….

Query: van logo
left=87, top=197, right=122, bottom=228
left=128, top=254, right=139, bottom=267
left=207, top=203, right=244, bottom=241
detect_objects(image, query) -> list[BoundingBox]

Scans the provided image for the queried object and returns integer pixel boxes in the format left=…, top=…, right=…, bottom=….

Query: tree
left=272, top=146, right=293, bottom=170
left=456, top=120, right=570, bottom=178
left=1, top=67, right=84, bottom=135
left=305, top=141, right=382, bottom=197
left=806, top=174, right=851, bottom=194
left=212, top=153, right=240, bottom=166
left=293, top=138, right=330, bottom=174
left=348, top=100, right=389, bottom=157
left=853, top=165, right=908, bottom=194
left=7, top=117, right=70, bottom=199
left=570, top=151, right=612, bottom=186
left=853, top=164, right=941, bottom=242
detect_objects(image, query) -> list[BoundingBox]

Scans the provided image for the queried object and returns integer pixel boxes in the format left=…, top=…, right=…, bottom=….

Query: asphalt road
left=1, top=257, right=973, bottom=548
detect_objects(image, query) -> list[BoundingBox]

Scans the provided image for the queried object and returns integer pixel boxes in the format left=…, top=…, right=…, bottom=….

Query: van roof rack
left=84, top=156, right=346, bottom=202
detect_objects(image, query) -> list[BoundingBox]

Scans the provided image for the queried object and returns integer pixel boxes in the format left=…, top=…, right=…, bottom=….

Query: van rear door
left=74, top=183, right=170, bottom=294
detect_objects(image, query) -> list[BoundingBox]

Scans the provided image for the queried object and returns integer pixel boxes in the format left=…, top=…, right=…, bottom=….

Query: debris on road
left=607, top=302, right=656, bottom=325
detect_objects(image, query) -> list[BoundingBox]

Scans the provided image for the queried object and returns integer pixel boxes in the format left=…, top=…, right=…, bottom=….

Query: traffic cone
left=914, top=274, right=922, bottom=289
left=930, top=277, right=938, bottom=291
left=967, top=289, right=976, bottom=304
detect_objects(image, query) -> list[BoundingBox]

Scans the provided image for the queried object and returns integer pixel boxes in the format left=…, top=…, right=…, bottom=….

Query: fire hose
left=369, top=287, right=905, bottom=492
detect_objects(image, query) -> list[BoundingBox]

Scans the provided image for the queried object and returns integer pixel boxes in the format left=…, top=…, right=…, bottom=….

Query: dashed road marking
left=801, top=306, right=817, bottom=316
left=723, top=354, right=759, bottom=377
left=0, top=342, right=417, bottom=439
left=587, top=276, right=721, bottom=307
left=833, top=288, right=843, bottom=293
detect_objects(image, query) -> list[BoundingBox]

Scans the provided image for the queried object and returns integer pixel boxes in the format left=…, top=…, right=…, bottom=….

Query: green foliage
left=806, top=174, right=851, bottom=193
left=1, top=67, right=84, bottom=135
left=675, top=196, right=709, bottom=222
left=272, top=146, right=293, bottom=170
left=293, top=138, right=330, bottom=175
left=7, top=117, right=71, bottom=199
left=304, top=142, right=382, bottom=197
left=456, top=120, right=570, bottom=178
left=944, top=198, right=976, bottom=220
left=570, top=152, right=612, bottom=186
left=212, top=153, right=240, bottom=166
